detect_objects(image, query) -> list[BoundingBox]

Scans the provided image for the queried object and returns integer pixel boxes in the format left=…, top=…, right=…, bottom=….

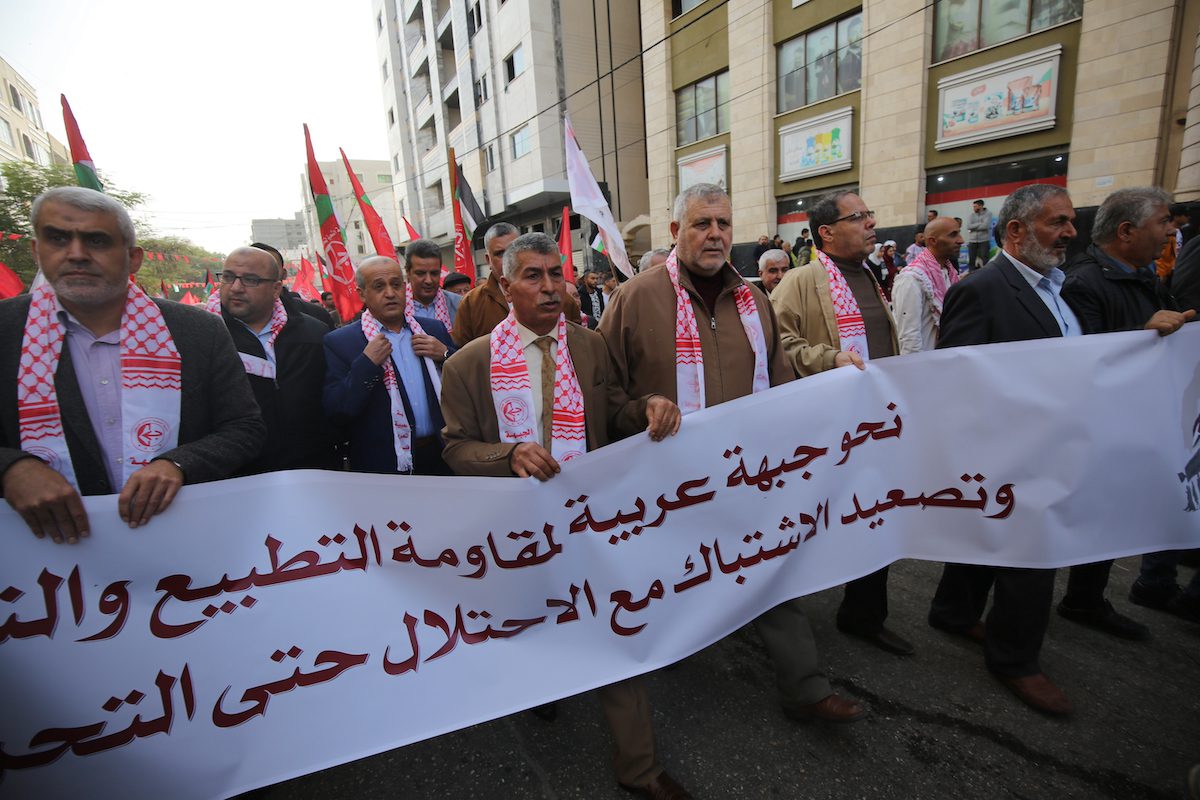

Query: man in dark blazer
left=216, top=246, right=337, bottom=474
left=440, top=233, right=688, bottom=800
left=927, top=183, right=1084, bottom=716
left=1, top=187, right=265, bottom=544
left=577, top=270, right=606, bottom=326
left=323, top=255, right=454, bottom=475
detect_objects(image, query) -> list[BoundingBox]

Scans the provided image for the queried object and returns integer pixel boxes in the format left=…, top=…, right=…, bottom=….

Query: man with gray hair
left=1060, top=187, right=1196, bottom=628
left=928, top=183, right=1084, bottom=715
left=601, top=183, right=867, bottom=724
left=757, top=248, right=789, bottom=294
left=404, top=237, right=462, bottom=330
left=440, top=233, right=689, bottom=800
left=322, top=255, right=454, bottom=474
left=0, top=187, right=265, bottom=542
left=638, top=247, right=671, bottom=273
left=452, top=222, right=581, bottom=346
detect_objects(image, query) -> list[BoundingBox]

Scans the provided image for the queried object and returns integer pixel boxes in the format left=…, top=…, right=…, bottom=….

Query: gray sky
left=1, top=0, right=388, bottom=254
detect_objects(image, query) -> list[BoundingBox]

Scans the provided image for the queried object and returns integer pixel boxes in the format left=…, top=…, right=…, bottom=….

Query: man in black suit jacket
left=1, top=187, right=265, bottom=543
left=927, top=183, right=1085, bottom=716
left=323, top=256, right=454, bottom=475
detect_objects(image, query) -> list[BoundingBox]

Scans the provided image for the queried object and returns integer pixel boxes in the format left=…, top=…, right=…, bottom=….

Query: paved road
left=249, top=557, right=1199, bottom=799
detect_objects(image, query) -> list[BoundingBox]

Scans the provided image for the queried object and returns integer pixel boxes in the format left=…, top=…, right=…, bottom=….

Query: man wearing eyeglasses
left=1, top=187, right=265, bottom=544
left=212, top=246, right=337, bottom=474
left=770, top=191, right=912, bottom=659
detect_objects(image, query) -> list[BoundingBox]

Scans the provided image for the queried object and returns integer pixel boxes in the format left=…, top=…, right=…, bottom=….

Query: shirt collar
left=516, top=320, right=556, bottom=349
left=1002, top=251, right=1065, bottom=290
left=54, top=295, right=120, bottom=343
left=1090, top=244, right=1154, bottom=277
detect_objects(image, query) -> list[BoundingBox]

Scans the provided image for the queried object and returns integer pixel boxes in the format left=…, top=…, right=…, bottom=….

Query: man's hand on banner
left=1144, top=308, right=1196, bottom=336
left=119, top=460, right=184, bottom=529
left=645, top=395, right=682, bottom=441
left=2, top=456, right=89, bottom=544
left=510, top=443, right=560, bottom=481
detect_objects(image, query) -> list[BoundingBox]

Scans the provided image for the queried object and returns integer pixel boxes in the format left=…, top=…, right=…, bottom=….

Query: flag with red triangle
left=340, top=148, right=397, bottom=260
left=61, top=95, right=103, bottom=192
left=402, top=216, right=421, bottom=243
left=557, top=206, right=576, bottom=284
left=305, top=125, right=360, bottom=321
left=293, top=257, right=321, bottom=302
left=0, top=261, right=25, bottom=299
left=448, top=147, right=477, bottom=287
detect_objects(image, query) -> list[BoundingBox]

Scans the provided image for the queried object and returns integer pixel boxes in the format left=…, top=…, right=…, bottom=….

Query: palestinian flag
left=557, top=206, right=576, bottom=283
left=61, top=96, right=103, bottom=192
left=340, top=147, right=396, bottom=259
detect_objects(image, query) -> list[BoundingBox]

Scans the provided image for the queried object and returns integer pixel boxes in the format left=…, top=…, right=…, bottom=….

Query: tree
left=136, top=235, right=226, bottom=299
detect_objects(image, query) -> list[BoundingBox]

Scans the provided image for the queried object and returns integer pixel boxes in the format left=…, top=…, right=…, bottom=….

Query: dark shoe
left=1187, top=762, right=1200, bottom=800
left=620, top=770, right=693, bottom=800
left=785, top=692, right=867, bottom=723
left=839, top=624, right=915, bottom=656
left=1129, top=579, right=1181, bottom=610
left=931, top=619, right=985, bottom=644
left=1056, top=599, right=1149, bottom=641
left=530, top=701, right=557, bottom=721
left=995, top=673, right=1072, bottom=716
left=1166, top=592, right=1200, bottom=624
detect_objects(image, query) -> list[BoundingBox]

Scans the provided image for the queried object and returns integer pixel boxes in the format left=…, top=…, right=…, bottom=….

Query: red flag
left=61, top=95, right=103, bottom=192
left=447, top=147, right=475, bottom=287
left=340, top=148, right=396, bottom=260
left=159, top=279, right=169, bottom=299
left=402, top=216, right=421, bottom=242
left=293, top=257, right=321, bottom=302
left=204, top=269, right=215, bottom=295
left=305, top=125, right=360, bottom=322
left=0, top=262, right=25, bottom=299
left=179, top=290, right=202, bottom=306
left=557, top=206, right=576, bottom=284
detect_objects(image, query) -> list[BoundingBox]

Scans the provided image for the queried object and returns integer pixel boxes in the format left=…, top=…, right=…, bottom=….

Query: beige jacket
left=770, top=259, right=899, bottom=376
left=598, top=262, right=793, bottom=440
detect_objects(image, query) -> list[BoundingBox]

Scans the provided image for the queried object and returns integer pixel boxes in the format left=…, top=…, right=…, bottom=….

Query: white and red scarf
left=489, top=312, right=586, bottom=463
left=898, top=247, right=959, bottom=328
left=666, top=249, right=768, bottom=415
left=360, top=298, right=443, bottom=473
left=18, top=283, right=181, bottom=490
left=205, top=291, right=288, bottom=379
left=423, top=290, right=454, bottom=333
left=815, top=249, right=886, bottom=362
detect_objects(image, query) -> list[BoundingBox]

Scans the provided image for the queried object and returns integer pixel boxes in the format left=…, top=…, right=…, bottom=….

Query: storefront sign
left=677, top=145, right=727, bottom=191
left=779, top=106, right=853, bottom=181
left=935, top=45, right=1060, bottom=150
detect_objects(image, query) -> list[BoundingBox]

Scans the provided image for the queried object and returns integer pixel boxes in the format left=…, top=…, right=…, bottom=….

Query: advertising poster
left=779, top=106, right=853, bottom=181
left=936, top=45, right=1060, bottom=150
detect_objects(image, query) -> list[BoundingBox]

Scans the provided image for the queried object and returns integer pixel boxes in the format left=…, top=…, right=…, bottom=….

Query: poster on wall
left=677, top=145, right=728, bottom=191
left=935, top=44, right=1060, bottom=150
left=779, top=106, right=853, bottom=181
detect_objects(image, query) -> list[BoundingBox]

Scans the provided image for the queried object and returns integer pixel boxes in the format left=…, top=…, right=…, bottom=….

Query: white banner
left=2, top=326, right=1198, bottom=799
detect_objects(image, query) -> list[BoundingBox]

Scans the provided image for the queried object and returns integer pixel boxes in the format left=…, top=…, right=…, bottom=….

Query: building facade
left=641, top=0, right=1200, bottom=267
left=0, top=56, right=67, bottom=169
left=251, top=212, right=309, bottom=252
left=371, top=0, right=650, bottom=276
left=300, top=158, right=403, bottom=265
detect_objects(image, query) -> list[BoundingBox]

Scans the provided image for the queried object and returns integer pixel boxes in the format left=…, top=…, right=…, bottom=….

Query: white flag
left=564, top=114, right=633, bottom=277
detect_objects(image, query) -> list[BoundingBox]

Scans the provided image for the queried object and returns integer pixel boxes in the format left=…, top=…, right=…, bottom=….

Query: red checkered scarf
left=666, top=248, right=768, bottom=415
left=425, top=290, right=454, bottom=333
left=205, top=291, right=288, bottom=378
left=898, top=247, right=959, bottom=328
left=815, top=249, right=884, bottom=362
left=360, top=302, right=443, bottom=473
left=489, top=312, right=586, bottom=463
left=18, top=282, right=181, bottom=490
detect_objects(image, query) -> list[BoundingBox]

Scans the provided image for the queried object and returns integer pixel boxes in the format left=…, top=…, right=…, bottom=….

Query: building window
left=675, top=71, right=730, bottom=146
left=393, top=154, right=401, bottom=171
left=377, top=12, right=383, bottom=32
left=467, top=2, right=482, bottom=36
left=382, top=59, right=389, bottom=81
left=358, top=244, right=366, bottom=254
left=511, top=125, right=532, bottom=159
left=671, top=0, right=704, bottom=16
left=504, top=44, right=526, bottom=84
left=354, top=220, right=362, bottom=229
left=0, top=118, right=13, bottom=148
left=8, top=84, right=21, bottom=113
left=777, top=12, right=862, bottom=113
left=474, top=73, right=490, bottom=105
left=934, top=0, right=1081, bottom=62
left=485, top=143, right=497, bottom=172
left=21, top=133, right=34, bottom=160
left=388, top=107, right=396, bottom=126
left=377, top=173, right=390, bottom=182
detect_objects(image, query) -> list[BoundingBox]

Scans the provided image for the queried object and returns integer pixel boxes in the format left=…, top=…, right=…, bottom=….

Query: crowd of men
left=1, top=182, right=1197, bottom=800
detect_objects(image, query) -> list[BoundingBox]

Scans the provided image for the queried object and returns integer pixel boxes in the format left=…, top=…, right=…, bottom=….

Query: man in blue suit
left=323, top=256, right=454, bottom=475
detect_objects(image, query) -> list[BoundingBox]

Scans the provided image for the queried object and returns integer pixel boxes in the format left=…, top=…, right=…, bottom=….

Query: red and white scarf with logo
left=666, top=249, right=768, bottom=415
left=898, top=247, right=959, bottom=328
left=489, top=312, right=586, bottom=463
left=18, top=283, right=181, bottom=490
left=359, top=295, right=443, bottom=473
left=815, top=249, right=886, bottom=361
left=422, top=290, right=454, bottom=333
left=205, top=291, right=288, bottom=379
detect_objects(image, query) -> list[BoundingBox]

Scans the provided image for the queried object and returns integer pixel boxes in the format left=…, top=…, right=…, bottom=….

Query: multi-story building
left=251, top=212, right=309, bottom=253
left=1, top=55, right=68, bottom=169
left=641, top=0, right=1200, bottom=267
left=372, top=0, right=650, bottom=277
left=300, top=158, right=403, bottom=264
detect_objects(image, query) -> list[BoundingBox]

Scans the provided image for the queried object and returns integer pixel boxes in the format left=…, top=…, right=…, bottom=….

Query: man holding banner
left=600, top=183, right=866, bottom=724
left=0, top=187, right=265, bottom=542
left=323, top=256, right=454, bottom=475
left=440, top=233, right=689, bottom=799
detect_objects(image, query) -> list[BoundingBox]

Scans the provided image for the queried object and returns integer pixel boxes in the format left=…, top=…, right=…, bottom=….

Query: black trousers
left=967, top=241, right=988, bottom=270
left=1062, top=560, right=1114, bottom=608
left=929, top=563, right=1055, bottom=677
left=837, top=567, right=889, bottom=633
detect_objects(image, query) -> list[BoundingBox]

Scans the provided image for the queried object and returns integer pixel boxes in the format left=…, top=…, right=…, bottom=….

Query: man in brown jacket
left=440, top=233, right=689, bottom=800
left=599, top=183, right=866, bottom=724
left=770, top=190, right=912, bottom=659
left=451, top=222, right=582, bottom=346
